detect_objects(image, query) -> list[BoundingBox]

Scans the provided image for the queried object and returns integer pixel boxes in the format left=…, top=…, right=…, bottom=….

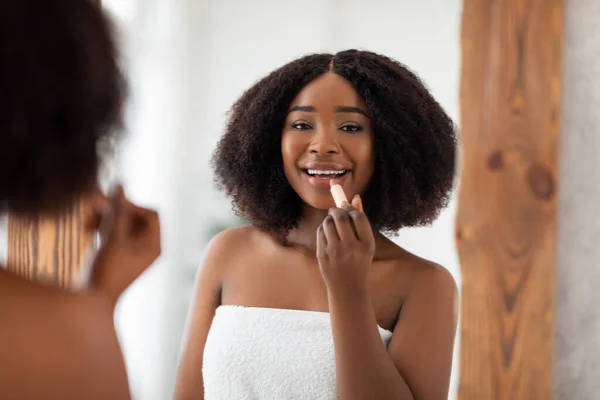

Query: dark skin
left=0, top=269, right=129, bottom=400
left=0, top=1, right=159, bottom=397
left=0, top=188, right=161, bottom=400
left=175, top=73, right=458, bottom=400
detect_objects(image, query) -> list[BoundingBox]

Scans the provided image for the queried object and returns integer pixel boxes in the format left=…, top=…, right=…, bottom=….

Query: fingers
left=130, top=206, right=160, bottom=234
left=351, top=194, right=363, bottom=213
left=128, top=204, right=161, bottom=251
left=88, top=184, right=162, bottom=304
left=316, top=224, right=327, bottom=259
left=100, top=185, right=161, bottom=250
left=331, top=194, right=371, bottom=242
left=327, top=207, right=357, bottom=241
left=84, top=191, right=110, bottom=231
left=322, top=215, right=340, bottom=243
left=110, top=185, right=129, bottom=234
left=345, top=206, right=372, bottom=241
left=84, top=206, right=103, bottom=232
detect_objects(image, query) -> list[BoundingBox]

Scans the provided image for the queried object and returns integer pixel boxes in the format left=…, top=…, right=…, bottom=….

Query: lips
left=300, top=162, right=352, bottom=189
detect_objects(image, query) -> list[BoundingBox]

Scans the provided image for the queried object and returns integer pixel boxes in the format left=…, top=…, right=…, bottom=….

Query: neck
left=285, top=205, right=328, bottom=252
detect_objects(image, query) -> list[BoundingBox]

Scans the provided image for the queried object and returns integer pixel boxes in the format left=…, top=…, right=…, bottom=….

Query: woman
left=175, top=50, right=458, bottom=399
left=0, top=1, right=160, bottom=399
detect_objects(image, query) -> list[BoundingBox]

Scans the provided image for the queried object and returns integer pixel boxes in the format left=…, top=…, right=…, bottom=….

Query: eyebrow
left=288, top=105, right=370, bottom=118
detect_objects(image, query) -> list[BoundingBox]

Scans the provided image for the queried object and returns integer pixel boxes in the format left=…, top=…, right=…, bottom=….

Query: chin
left=310, top=202, right=335, bottom=211
left=301, top=194, right=337, bottom=211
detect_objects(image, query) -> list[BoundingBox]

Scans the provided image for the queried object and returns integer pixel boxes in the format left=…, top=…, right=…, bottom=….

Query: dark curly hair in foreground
left=0, top=0, right=126, bottom=215
left=213, top=50, right=457, bottom=238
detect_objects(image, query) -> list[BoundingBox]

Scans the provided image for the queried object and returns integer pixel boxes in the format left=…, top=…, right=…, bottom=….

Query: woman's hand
left=87, top=185, right=161, bottom=304
left=316, top=194, right=375, bottom=296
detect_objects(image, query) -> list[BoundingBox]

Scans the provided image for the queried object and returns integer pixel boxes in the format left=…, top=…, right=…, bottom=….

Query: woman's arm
left=173, top=230, right=234, bottom=400
left=329, top=264, right=458, bottom=400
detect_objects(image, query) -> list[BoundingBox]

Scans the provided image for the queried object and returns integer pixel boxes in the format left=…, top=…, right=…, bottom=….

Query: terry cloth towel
left=202, top=305, right=393, bottom=400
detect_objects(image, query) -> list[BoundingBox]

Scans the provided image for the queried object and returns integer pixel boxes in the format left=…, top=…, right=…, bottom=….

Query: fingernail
left=354, top=194, right=363, bottom=210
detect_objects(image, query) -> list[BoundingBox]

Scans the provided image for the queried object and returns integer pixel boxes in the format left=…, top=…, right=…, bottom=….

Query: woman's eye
left=291, top=122, right=312, bottom=130
left=340, top=125, right=363, bottom=133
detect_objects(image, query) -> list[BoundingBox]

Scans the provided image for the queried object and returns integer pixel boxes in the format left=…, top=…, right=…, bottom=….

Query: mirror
left=0, top=1, right=462, bottom=399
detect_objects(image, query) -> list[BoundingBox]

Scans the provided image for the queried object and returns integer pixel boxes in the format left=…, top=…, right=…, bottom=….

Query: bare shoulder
left=379, top=239, right=459, bottom=330
left=204, top=224, right=273, bottom=256
left=198, top=224, right=274, bottom=276
left=407, top=255, right=457, bottom=296
left=0, top=274, right=128, bottom=395
left=381, top=238, right=458, bottom=302
left=404, top=257, right=457, bottom=325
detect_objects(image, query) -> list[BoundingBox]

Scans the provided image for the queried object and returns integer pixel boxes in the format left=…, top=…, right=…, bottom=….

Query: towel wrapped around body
left=202, top=305, right=393, bottom=400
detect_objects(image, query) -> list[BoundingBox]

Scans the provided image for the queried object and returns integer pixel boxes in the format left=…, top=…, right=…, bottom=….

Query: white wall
left=85, top=1, right=464, bottom=399
left=554, top=1, right=600, bottom=399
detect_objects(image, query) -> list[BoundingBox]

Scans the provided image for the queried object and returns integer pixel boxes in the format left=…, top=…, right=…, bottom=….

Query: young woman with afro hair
left=175, top=50, right=459, bottom=400
left=0, top=1, right=160, bottom=398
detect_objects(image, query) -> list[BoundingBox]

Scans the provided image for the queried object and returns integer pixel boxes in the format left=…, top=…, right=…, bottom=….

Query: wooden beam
left=456, top=0, right=563, bottom=398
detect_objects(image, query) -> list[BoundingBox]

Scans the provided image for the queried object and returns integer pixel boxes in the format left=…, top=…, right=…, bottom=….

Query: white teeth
left=307, top=169, right=346, bottom=175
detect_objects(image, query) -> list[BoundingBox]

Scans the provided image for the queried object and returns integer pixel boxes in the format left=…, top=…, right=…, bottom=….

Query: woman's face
left=282, top=72, right=375, bottom=211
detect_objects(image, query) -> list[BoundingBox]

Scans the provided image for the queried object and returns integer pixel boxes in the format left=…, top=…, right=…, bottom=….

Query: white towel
left=202, top=305, right=393, bottom=400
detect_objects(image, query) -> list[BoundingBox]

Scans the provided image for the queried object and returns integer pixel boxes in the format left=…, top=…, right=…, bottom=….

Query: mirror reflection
left=107, top=1, right=462, bottom=398
left=0, top=1, right=462, bottom=399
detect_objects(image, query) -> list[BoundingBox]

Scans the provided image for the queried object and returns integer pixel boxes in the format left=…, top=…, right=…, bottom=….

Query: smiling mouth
left=302, top=169, right=350, bottom=179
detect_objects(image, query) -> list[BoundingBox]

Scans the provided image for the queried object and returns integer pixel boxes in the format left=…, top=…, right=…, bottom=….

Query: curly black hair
left=212, top=50, right=457, bottom=238
left=0, top=0, right=126, bottom=215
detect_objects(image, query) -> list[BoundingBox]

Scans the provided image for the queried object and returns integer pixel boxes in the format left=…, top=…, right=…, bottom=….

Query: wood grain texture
left=456, top=0, right=563, bottom=399
left=7, top=202, right=94, bottom=288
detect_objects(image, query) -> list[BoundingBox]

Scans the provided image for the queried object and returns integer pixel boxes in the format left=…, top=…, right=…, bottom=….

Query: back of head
left=0, top=0, right=126, bottom=216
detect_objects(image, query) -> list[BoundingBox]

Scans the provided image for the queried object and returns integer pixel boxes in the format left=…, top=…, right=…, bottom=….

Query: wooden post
left=456, top=0, right=563, bottom=399
left=6, top=0, right=102, bottom=289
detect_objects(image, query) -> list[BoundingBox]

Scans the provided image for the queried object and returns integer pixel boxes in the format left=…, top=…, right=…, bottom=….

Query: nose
left=308, top=127, right=340, bottom=155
